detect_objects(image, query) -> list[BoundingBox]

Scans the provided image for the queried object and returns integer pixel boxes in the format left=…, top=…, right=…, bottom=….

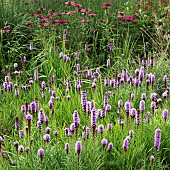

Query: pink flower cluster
left=2, top=25, right=10, bottom=34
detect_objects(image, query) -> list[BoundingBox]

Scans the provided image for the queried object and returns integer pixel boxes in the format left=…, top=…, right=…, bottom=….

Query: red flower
left=37, top=8, right=46, bottom=11
left=102, top=2, right=112, bottom=9
left=98, top=19, right=106, bottom=23
left=124, top=16, right=133, bottom=21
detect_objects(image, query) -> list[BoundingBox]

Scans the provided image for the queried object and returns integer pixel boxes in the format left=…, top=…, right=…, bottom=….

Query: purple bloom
left=130, top=108, right=136, bottom=118
left=108, top=142, right=113, bottom=152
left=118, top=100, right=123, bottom=107
left=139, top=100, right=145, bottom=112
left=98, top=124, right=104, bottom=134
left=109, top=44, right=112, bottom=52
left=81, top=91, right=87, bottom=113
left=125, top=101, right=131, bottom=114
left=141, top=93, right=146, bottom=100
left=25, top=147, right=30, bottom=153
left=65, top=143, right=69, bottom=155
left=129, top=130, right=134, bottom=137
left=38, top=109, right=45, bottom=122
left=34, top=70, right=38, bottom=82
left=104, top=94, right=108, bottom=107
left=43, top=134, right=51, bottom=142
left=75, top=141, right=82, bottom=154
left=136, top=110, right=140, bottom=126
left=123, top=137, right=129, bottom=152
left=14, top=63, right=18, bottom=69
left=107, top=59, right=111, bottom=68
left=30, top=43, right=34, bottom=51
left=53, top=131, right=59, bottom=137
left=73, top=110, right=80, bottom=129
left=19, top=130, right=24, bottom=138
left=45, top=127, right=51, bottom=134
left=15, top=117, right=20, bottom=131
left=146, top=112, right=150, bottom=123
left=101, top=138, right=108, bottom=148
left=26, top=114, right=33, bottom=121
left=107, top=123, right=112, bottom=130
left=85, top=43, right=88, bottom=53
left=162, top=109, right=168, bottom=121
left=154, top=128, right=161, bottom=151
left=18, top=145, right=24, bottom=153
left=150, top=93, right=157, bottom=101
left=150, top=155, right=154, bottom=162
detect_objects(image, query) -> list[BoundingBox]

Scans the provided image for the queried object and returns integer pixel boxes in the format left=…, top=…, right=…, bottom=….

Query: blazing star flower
left=19, top=130, right=24, bottom=138
left=98, top=124, right=104, bottom=134
left=136, top=110, right=140, bottom=126
left=123, top=137, right=130, bottom=152
left=101, top=138, right=108, bottom=148
left=154, top=128, right=161, bottom=151
left=107, top=123, right=112, bottom=130
left=75, top=141, right=82, bottom=154
left=146, top=112, right=150, bottom=123
left=65, top=143, right=69, bottom=155
left=139, top=100, right=145, bottom=113
left=108, top=142, right=113, bottom=152
left=18, top=145, right=24, bottom=153
left=43, top=134, right=51, bottom=142
left=150, top=155, right=154, bottom=162
left=162, top=109, right=168, bottom=121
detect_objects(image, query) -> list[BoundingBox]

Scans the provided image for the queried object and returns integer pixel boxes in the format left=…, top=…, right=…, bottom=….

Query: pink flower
left=89, top=14, right=96, bottom=17
left=80, top=9, right=92, bottom=14
left=124, top=16, right=133, bottom=21
left=102, top=2, right=112, bottom=9
left=2, top=30, right=10, bottom=34
left=4, top=25, right=10, bottom=29
left=25, top=22, right=34, bottom=25
left=81, top=19, right=90, bottom=23
left=37, top=8, right=46, bottom=11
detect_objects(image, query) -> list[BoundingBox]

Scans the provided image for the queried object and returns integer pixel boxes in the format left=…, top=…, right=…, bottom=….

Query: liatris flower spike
left=154, top=128, right=161, bottom=151
left=162, top=109, right=168, bottom=122
left=65, top=143, right=69, bottom=155
left=38, top=148, right=44, bottom=167
left=75, top=141, right=82, bottom=169
left=101, top=138, right=108, bottom=149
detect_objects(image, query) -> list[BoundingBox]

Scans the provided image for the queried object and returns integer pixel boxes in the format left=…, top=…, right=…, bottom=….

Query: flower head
left=75, top=141, right=82, bottom=154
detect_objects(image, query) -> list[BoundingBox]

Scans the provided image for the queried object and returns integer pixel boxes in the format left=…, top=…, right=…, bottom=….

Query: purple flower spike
left=154, top=128, right=161, bottom=151
left=150, top=155, right=154, bottom=162
left=107, top=123, right=112, bottom=130
left=107, top=59, right=111, bottom=68
left=146, top=112, right=150, bottom=123
left=65, top=143, right=69, bottom=155
left=18, top=145, right=24, bottom=153
left=108, top=142, right=113, bottom=152
left=98, top=124, right=104, bottom=134
left=123, top=137, right=129, bottom=152
left=136, top=110, right=140, bottom=127
left=109, top=44, right=112, bottom=52
left=19, top=130, right=24, bottom=138
left=34, top=70, right=38, bottom=82
left=101, top=138, right=108, bottom=148
left=139, top=100, right=145, bottom=113
left=75, top=141, right=82, bottom=154
left=43, top=134, right=51, bottom=142
left=162, top=109, right=168, bottom=122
